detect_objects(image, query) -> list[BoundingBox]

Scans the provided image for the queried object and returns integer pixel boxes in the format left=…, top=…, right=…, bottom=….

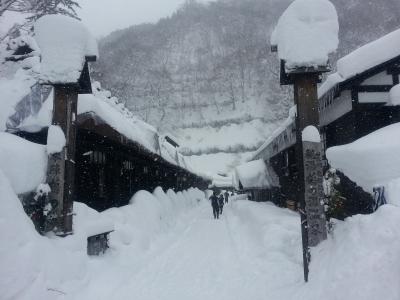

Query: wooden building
left=9, top=87, right=209, bottom=213
left=247, top=29, right=400, bottom=216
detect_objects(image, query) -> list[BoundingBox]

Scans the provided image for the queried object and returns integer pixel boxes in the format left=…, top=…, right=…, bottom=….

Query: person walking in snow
left=224, top=190, right=229, bottom=204
left=218, top=193, right=224, bottom=214
left=210, top=191, right=220, bottom=219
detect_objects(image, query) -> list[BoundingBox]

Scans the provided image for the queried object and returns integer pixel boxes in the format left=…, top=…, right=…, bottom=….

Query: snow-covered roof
left=78, top=93, right=159, bottom=153
left=271, top=0, right=339, bottom=71
left=0, top=132, right=47, bottom=194
left=250, top=105, right=296, bottom=161
left=34, top=15, right=98, bottom=84
left=326, top=123, right=400, bottom=192
left=235, top=159, right=278, bottom=190
left=319, top=28, right=400, bottom=98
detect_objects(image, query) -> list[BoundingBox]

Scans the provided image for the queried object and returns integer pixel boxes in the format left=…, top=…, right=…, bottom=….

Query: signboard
left=302, top=140, right=327, bottom=247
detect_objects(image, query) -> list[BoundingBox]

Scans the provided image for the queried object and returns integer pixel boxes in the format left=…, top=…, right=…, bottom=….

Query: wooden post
left=293, top=73, right=327, bottom=281
left=45, top=85, right=78, bottom=236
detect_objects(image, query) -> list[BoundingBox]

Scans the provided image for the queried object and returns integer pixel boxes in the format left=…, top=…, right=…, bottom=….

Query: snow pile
left=271, top=0, right=339, bottom=70
left=326, top=123, right=400, bottom=193
left=389, top=84, right=400, bottom=106
left=210, top=174, right=234, bottom=188
left=0, top=132, right=47, bottom=194
left=319, top=28, right=400, bottom=97
left=0, top=170, right=88, bottom=300
left=294, top=205, right=400, bottom=300
left=46, top=125, right=65, bottom=154
left=0, top=174, right=205, bottom=299
left=302, top=125, right=320, bottom=143
left=34, top=15, right=98, bottom=84
left=235, top=159, right=277, bottom=189
left=0, top=70, right=36, bottom=131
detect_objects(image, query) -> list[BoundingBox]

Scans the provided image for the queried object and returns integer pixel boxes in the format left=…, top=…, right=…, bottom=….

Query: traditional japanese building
left=244, top=28, right=400, bottom=215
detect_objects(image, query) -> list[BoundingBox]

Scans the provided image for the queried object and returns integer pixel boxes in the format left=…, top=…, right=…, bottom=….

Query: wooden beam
left=293, top=73, right=327, bottom=282
left=45, top=85, right=78, bottom=236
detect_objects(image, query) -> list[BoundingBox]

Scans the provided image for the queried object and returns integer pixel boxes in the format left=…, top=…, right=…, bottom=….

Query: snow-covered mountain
left=93, top=0, right=400, bottom=174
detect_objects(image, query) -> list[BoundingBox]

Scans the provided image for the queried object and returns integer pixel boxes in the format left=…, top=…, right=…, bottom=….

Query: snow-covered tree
left=0, top=0, right=80, bottom=41
left=0, top=0, right=79, bottom=18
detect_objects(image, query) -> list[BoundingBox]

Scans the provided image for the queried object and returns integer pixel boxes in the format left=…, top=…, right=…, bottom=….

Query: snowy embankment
left=326, top=123, right=400, bottom=206
left=225, top=201, right=400, bottom=300
left=0, top=165, right=205, bottom=300
left=1, top=165, right=400, bottom=300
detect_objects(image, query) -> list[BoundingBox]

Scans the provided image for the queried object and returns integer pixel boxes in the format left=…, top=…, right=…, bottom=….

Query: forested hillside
left=93, top=0, right=400, bottom=172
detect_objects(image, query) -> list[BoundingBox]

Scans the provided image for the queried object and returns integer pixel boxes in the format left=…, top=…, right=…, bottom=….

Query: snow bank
left=34, top=15, right=98, bottom=84
left=295, top=205, right=400, bottom=300
left=0, top=181, right=205, bottom=299
left=326, top=123, right=400, bottom=192
left=319, top=28, right=400, bottom=97
left=235, top=159, right=277, bottom=189
left=0, top=70, right=36, bottom=131
left=0, top=170, right=88, bottom=300
left=0, top=132, right=47, bottom=194
left=272, top=0, right=339, bottom=70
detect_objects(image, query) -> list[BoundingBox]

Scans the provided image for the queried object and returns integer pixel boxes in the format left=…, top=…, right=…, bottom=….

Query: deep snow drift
left=1, top=168, right=400, bottom=300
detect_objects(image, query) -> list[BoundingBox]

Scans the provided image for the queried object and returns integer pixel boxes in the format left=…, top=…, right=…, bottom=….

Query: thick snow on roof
left=271, top=0, right=338, bottom=70
left=34, top=15, right=98, bottom=84
left=235, top=159, right=276, bottom=189
left=0, top=132, right=47, bottom=194
left=250, top=105, right=296, bottom=161
left=319, top=28, right=400, bottom=98
left=326, top=123, right=400, bottom=192
left=78, top=93, right=159, bottom=154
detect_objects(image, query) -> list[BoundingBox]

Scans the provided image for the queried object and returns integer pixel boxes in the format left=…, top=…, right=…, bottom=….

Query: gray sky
left=79, top=0, right=190, bottom=38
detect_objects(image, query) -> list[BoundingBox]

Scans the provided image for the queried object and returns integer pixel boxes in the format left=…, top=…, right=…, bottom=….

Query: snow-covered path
left=76, top=200, right=304, bottom=300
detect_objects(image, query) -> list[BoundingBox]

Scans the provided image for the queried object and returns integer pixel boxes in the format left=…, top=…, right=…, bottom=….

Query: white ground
left=1, top=167, right=400, bottom=300
left=74, top=200, right=304, bottom=300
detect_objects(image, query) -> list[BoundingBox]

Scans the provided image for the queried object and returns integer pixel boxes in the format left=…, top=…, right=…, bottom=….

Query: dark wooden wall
left=75, top=128, right=208, bottom=211
left=324, top=104, right=400, bottom=148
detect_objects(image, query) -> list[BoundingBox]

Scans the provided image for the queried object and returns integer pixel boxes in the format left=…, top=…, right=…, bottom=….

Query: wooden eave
left=321, top=54, right=400, bottom=100
left=76, top=113, right=209, bottom=183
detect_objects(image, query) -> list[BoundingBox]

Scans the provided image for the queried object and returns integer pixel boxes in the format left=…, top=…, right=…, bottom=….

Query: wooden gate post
left=45, top=84, right=78, bottom=236
left=293, top=73, right=327, bottom=282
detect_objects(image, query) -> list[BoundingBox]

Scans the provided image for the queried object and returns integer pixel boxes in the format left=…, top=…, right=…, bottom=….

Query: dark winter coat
left=210, top=195, right=219, bottom=208
left=218, top=195, right=224, bottom=207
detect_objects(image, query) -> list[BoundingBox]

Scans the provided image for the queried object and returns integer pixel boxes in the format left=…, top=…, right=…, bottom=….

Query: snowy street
left=3, top=1, right=400, bottom=299
left=71, top=199, right=303, bottom=300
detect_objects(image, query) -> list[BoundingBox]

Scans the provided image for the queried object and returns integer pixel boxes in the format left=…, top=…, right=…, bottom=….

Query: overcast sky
left=79, top=0, right=192, bottom=38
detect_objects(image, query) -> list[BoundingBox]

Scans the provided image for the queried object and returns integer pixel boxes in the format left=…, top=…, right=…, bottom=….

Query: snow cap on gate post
left=34, top=14, right=98, bottom=92
left=33, top=15, right=98, bottom=236
left=302, top=126, right=321, bottom=143
left=271, top=0, right=338, bottom=282
left=271, top=0, right=339, bottom=85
